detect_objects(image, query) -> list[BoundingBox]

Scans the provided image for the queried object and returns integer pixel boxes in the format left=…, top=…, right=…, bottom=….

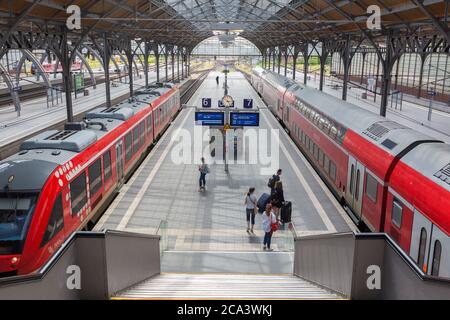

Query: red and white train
left=0, top=82, right=180, bottom=276
left=252, top=67, right=450, bottom=278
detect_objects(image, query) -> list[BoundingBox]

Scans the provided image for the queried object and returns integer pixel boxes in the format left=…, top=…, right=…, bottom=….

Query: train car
left=0, top=83, right=180, bottom=276
left=252, top=67, right=450, bottom=278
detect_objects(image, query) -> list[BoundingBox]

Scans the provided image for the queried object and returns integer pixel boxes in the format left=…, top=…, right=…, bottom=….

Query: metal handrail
left=294, top=231, right=450, bottom=284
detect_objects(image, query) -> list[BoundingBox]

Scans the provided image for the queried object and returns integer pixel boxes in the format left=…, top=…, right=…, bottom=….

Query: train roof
left=401, top=142, right=450, bottom=192
left=289, top=84, right=440, bottom=157
left=0, top=82, right=176, bottom=192
left=0, top=159, right=58, bottom=192
left=260, top=68, right=298, bottom=91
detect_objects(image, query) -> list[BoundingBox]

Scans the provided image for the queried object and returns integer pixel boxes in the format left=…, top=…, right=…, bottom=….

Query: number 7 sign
left=243, top=99, right=253, bottom=108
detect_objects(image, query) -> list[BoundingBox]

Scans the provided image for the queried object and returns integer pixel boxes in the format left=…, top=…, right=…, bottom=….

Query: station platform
left=288, top=68, right=450, bottom=143
left=94, top=71, right=356, bottom=256
left=0, top=65, right=179, bottom=158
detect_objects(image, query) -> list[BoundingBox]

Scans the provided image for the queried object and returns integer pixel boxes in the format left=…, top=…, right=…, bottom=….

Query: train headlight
left=10, top=257, right=19, bottom=267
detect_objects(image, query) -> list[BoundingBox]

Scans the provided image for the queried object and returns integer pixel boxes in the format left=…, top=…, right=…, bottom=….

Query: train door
left=284, top=105, right=290, bottom=127
left=409, top=210, right=432, bottom=274
left=115, top=142, right=124, bottom=188
left=428, top=226, right=449, bottom=278
left=346, top=155, right=364, bottom=218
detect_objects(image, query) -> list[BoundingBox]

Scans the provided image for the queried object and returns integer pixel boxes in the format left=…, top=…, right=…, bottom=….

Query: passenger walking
left=198, top=157, right=209, bottom=192
left=216, top=75, right=219, bottom=86
left=262, top=203, right=277, bottom=251
left=244, top=187, right=257, bottom=233
left=269, top=181, right=284, bottom=217
left=267, top=169, right=282, bottom=195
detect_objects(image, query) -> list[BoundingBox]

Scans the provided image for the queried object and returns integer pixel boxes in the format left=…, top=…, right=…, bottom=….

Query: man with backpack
left=268, top=169, right=282, bottom=195
left=198, top=157, right=210, bottom=192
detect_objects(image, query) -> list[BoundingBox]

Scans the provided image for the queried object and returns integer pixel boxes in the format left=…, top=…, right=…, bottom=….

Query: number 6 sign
left=202, top=98, right=211, bottom=108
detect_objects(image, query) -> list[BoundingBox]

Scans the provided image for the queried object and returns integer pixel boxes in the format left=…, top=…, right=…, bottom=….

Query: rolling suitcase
left=281, top=201, right=292, bottom=223
left=257, top=193, right=270, bottom=213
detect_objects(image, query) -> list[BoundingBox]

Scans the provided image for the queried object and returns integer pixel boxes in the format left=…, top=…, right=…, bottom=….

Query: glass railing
left=156, top=219, right=169, bottom=256
left=278, top=221, right=297, bottom=252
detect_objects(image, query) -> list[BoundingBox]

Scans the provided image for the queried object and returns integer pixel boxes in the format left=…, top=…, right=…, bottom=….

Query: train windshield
left=0, top=193, right=38, bottom=255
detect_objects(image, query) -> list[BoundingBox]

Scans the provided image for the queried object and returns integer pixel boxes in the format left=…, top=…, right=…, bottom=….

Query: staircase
left=113, top=273, right=344, bottom=300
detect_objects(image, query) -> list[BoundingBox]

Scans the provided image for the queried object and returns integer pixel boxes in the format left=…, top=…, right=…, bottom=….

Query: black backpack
left=267, top=175, right=277, bottom=188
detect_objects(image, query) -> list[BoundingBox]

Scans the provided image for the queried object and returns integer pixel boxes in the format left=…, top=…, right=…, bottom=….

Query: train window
left=314, top=114, right=320, bottom=124
left=41, top=193, right=64, bottom=247
left=350, top=165, right=355, bottom=195
left=319, top=118, right=325, bottom=129
left=391, top=199, right=403, bottom=228
left=324, top=120, right=331, bottom=133
left=133, top=126, right=140, bottom=153
left=125, top=132, right=132, bottom=163
left=418, top=228, right=427, bottom=271
left=331, top=127, right=338, bottom=139
left=365, top=173, right=378, bottom=202
left=139, top=121, right=145, bottom=147
left=314, top=144, right=319, bottom=160
left=309, top=140, right=314, bottom=153
left=88, top=158, right=102, bottom=197
left=103, top=150, right=112, bottom=182
left=329, top=161, right=337, bottom=181
left=70, top=172, right=87, bottom=216
left=431, top=240, right=442, bottom=276
left=324, top=155, right=330, bottom=174
left=302, top=132, right=306, bottom=145
left=154, top=110, right=159, bottom=127
left=146, top=114, right=152, bottom=136
left=355, top=170, right=361, bottom=200
left=319, top=149, right=324, bottom=167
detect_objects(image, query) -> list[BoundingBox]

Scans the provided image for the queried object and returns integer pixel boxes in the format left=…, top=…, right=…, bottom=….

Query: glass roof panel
left=166, top=0, right=293, bottom=31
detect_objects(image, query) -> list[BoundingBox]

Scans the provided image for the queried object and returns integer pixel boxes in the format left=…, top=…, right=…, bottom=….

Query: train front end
left=0, top=158, right=56, bottom=276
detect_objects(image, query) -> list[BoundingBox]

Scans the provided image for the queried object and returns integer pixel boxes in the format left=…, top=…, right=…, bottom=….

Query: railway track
left=0, top=68, right=211, bottom=161
left=0, top=64, right=169, bottom=107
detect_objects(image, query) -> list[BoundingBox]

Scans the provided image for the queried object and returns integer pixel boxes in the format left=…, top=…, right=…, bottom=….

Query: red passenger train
left=0, top=82, right=180, bottom=276
left=251, top=67, right=450, bottom=278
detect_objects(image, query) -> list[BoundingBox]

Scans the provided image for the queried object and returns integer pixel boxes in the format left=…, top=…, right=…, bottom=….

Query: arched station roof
left=0, top=1, right=448, bottom=51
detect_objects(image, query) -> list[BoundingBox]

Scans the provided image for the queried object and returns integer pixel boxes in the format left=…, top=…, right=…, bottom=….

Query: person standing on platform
left=268, top=169, right=282, bottom=195
left=216, top=75, right=219, bottom=86
left=269, top=181, right=284, bottom=217
left=244, top=187, right=257, bottom=233
left=198, top=157, right=209, bottom=192
left=262, top=203, right=277, bottom=251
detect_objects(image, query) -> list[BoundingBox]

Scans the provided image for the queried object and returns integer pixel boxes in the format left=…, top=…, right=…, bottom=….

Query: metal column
left=341, top=36, right=351, bottom=101
left=144, top=41, right=149, bottom=87
left=165, top=51, right=168, bottom=82
left=61, top=31, right=74, bottom=122
left=103, top=33, right=112, bottom=109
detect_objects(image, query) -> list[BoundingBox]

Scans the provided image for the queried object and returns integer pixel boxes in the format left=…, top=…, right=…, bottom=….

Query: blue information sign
left=202, top=98, right=211, bottom=108
left=195, top=111, right=225, bottom=126
left=230, top=112, right=260, bottom=127
left=243, top=99, right=253, bottom=109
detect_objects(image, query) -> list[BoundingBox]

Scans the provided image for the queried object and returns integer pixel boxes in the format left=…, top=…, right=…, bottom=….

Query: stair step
left=113, top=273, right=344, bottom=300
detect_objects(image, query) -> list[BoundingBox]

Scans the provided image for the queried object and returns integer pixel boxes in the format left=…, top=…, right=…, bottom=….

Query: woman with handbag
left=262, top=203, right=277, bottom=251
left=244, top=187, right=257, bottom=234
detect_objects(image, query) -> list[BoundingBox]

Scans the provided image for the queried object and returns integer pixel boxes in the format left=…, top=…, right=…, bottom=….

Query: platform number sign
left=202, top=98, right=212, bottom=108
left=243, top=99, right=253, bottom=109
left=218, top=100, right=224, bottom=108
